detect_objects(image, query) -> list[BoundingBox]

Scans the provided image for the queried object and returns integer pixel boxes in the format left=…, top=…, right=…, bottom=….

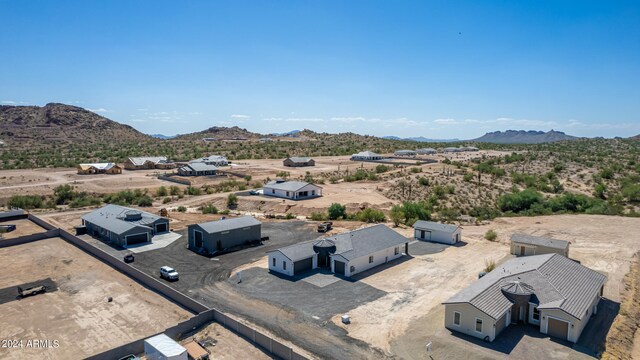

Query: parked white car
left=159, top=266, right=179, bottom=281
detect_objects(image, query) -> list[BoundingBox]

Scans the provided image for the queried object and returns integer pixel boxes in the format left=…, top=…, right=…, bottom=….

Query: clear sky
left=1, top=1, right=639, bottom=138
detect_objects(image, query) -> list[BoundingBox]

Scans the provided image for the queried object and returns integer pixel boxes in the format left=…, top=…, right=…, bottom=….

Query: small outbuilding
left=144, top=334, right=187, bottom=360
left=263, top=180, right=322, bottom=200
left=81, top=204, right=169, bottom=247
left=413, top=220, right=461, bottom=244
left=283, top=157, right=315, bottom=167
left=188, top=216, right=262, bottom=254
left=351, top=151, right=383, bottom=161
left=510, top=233, right=570, bottom=257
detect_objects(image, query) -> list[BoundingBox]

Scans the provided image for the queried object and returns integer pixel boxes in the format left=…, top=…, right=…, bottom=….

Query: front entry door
left=520, top=246, right=525, bottom=256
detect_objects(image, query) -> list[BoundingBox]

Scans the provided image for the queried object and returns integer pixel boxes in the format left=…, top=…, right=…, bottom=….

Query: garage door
left=126, top=233, right=148, bottom=245
left=334, top=261, right=346, bottom=275
left=293, top=257, right=313, bottom=274
left=156, top=223, right=168, bottom=233
left=547, top=317, right=569, bottom=341
left=495, top=312, right=507, bottom=336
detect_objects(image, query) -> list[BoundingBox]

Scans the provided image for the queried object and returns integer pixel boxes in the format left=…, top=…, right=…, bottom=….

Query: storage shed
left=188, top=216, right=262, bottom=254
left=144, top=334, right=187, bottom=360
left=510, top=233, right=570, bottom=257
left=413, top=220, right=461, bottom=244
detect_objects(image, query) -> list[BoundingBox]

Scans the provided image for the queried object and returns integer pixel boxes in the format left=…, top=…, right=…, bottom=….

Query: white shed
left=413, top=220, right=461, bottom=244
left=144, top=334, right=187, bottom=360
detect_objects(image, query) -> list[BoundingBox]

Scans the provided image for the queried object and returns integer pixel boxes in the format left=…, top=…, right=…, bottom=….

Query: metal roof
left=78, top=163, right=119, bottom=170
left=270, top=224, right=408, bottom=262
left=0, top=209, right=25, bottom=220
left=444, top=254, right=607, bottom=320
left=144, top=334, right=186, bottom=357
left=190, top=155, right=228, bottom=164
left=413, top=220, right=460, bottom=233
left=394, top=150, right=416, bottom=154
left=511, top=233, right=570, bottom=250
left=194, top=216, right=261, bottom=234
left=81, top=204, right=165, bottom=235
left=128, top=156, right=168, bottom=166
left=286, top=157, right=313, bottom=163
left=182, top=162, right=218, bottom=172
left=416, top=148, right=437, bottom=154
left=264, top=180, right=319, bottom=192
left=351, top=151, right=381, bottom=158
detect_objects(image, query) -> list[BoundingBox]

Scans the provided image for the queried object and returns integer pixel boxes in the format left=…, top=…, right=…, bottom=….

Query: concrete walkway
left=126, top=232, right=182, bottom=253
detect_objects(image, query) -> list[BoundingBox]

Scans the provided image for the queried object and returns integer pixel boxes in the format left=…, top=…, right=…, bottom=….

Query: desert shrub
left=184, top=186, right=202, bottom=196
left=202, top=204, right=218, bottom=214
left=418, top=177, right=429, bottom=186
left=390, top=204, right=405, bottom=226
left=227, top=193, right=238, bottom=207
left=463, top=173, right=474, bottom=182
left=600, top=168, right=614, bottom=180
left=498, top=189, right=543, bottom=213
left=484, top=229, right=497, bottom=241
left=401, top=201, right=431, bottom=223
left=484, top=259, right=496, bottom=272
left=375, top=164, right=389, bottom=173
left=137, top=195, right=153, bottom=207
left=156, top=186, right=168, bottom=197
left=162, top=197, right=172, bottom=204
left=220, top=209, right=230, bottom=215
left=169, top=186, right=181, bottom=196
left=285, top=212, right=296, bottom=219
left=469, top=205, right=501, bottom=221
left=310, top=212, right=327, bottom=221
left=433, top=185, right=446, bottom=199
left=328, top=203, right=347, bottom=220
left=410, top=167, right=422, bottom=174
left=243, top=175, right=252, bottom=182
left=177, top=206, right=187, bottom=212
left=356, top=208, right=385, bottom=223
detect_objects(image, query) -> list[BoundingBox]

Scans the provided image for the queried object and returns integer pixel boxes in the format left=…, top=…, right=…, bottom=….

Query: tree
left=327, top=203, right=347, bottom=220
left=389, top=205, right=405, bottom=226
left=53, top=184, right=75, bottom=205
left=156, top=186, right=168, bottom=197
left=227, top=193, right=238, bottom=208
left=356, top=208, right=385, bottom=223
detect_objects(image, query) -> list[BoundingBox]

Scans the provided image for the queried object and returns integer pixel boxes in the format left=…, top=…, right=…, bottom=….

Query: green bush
left=9, top=195, right=47, bottom=209
left=310, top=212, right=327, bottom=221
left=137, top=195, right=153, bottom=207
left=162, top=197, right=172, bottom=204
left=390, top=204, right=405, bottom=226
left=463, top=173, right=474, bottom=182
left=169, top=186, right=181, bottom=196
left=176, top=206, right=187, bottom=212
left=484, top=229, right=497, bottom=241
left=202, top=204, right=218, bottom=214
left=285, top=212, right=296, bottom=219
left=328, top=203, right=347, bottom=220
left=375, top=164, right=389, bottom=173
left=418, top=177, right=429, bottom=186
left=498, top=189, right=543, bottom=213
left=356, top=208, right=385, bottom=223
left=156, top=186, right=168, bottom=197
left=227, top=193, right=238, bottom=207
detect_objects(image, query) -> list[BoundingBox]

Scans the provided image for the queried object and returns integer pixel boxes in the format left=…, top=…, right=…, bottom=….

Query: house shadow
left=573, top=298, right=620, bottom=357
left=345, top=254, right=415, bottom=282
left=449, top=323, right=546, bottom=355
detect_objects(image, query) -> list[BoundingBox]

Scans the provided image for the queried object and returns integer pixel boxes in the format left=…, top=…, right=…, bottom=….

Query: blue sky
left=1, top=1, right=639, bottom=138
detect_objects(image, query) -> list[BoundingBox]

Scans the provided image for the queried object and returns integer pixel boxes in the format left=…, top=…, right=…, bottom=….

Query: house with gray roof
left=263, top=180, right=322, bottom=200
left=511, top=233, right=570, bottom=257
left=443, top=254, right=606, bottom=343
left=394, top=149, right=417, bottom=157
left=178, top=162, right=218, bottom=176
left=283, top=157, right=315, bottom=167
left=416, top=148, right=437, bottom=155
left=81, top=204, right=169, bottom=247
left=351, top=151, right=383, bottom=161
left=413, top=220, right=461, bottom=244
left=189, top=155, right=228, bottom=166
left=124, top=156, right=175, bottom=170
left=268, top=224, right=409, bottom=277
left=188, top=216, right=262, bottom=255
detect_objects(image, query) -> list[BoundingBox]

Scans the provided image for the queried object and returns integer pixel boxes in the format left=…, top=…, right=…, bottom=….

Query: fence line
left=0, top=229, right=60, bottom=248
left=158, top=174, right=192, bottom=186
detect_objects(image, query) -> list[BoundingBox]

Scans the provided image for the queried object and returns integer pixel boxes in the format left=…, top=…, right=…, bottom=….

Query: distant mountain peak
left=472, top=130, right=578, bottom=144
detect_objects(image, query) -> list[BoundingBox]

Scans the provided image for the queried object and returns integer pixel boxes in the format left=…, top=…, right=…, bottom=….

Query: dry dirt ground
left=0, top=237, right=192, bottom=360
left=319, top=215, right=640, bottom=359
left=0, top=218, right=46, bottom=239
left=183, top=322, right=275, bottom=360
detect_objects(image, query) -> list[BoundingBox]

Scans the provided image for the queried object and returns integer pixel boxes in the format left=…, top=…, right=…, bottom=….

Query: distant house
left=460, top=146, right=479, bottom=152
left=263, top=180, right=322, bottom=200
left=441, top=147, right=461, bottom=153
left=77, top=163, right=122, bottom=175
left=124, top=156, right=175, bottom=170
left=81, top=204, right=169, bottom=247
left=259, top=138, right=274, bottom=142
left=178, top=163, right=217, bottom=176
left=190, top=155, right=228, bottom=166
left=351, top=151, right=383, bottom=161
left=413, top=220, right=461, bottom=244
left=268, top=224, right=409, bottom=277
left=510, top=234, right=570, bottom=257
left=283, top=157, right=315, bottom=167
left=394, top=150, right=417, bottom=157
left=188, top=216, right=261, bottom=254
left=416, top=148, right=437, bottom=155
left=443, top=254, right=606, bottom=343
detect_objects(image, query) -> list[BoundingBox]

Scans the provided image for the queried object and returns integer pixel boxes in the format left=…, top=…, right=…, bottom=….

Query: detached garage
left=188, top=216, right=262, bottom=255
left=413, top=221, right=461, bottom=245
left=268, top=241, right=318, bottom=277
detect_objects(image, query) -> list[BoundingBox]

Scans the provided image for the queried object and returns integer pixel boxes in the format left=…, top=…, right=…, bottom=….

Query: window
left=272, top=189, right=275, bottom=194
left=272, top=258, right=276, bottom=267
left=369, top=256, right=374, bottom=263
left=312, top=190, right=315, bottom=196
left=532, top=307, right=540, bottom=321
left=453, top=312, right=461, bottom=326
left=283, top=261, right=287, bottom=270
left=286, top=191, right=290, bottom=197
left=475, top=318, right=483, bottom=333
left=394, top=247, right=399, bottom=255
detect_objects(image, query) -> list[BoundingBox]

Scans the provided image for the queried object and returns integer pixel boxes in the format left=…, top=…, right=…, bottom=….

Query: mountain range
left=471, top=130, right=579, bottom=144
left=382, top=136, right=460, bottom=143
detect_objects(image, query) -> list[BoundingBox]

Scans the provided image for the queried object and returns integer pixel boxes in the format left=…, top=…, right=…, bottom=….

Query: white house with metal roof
left=125, top=156, right=175, bottom=170
left=268, top=224, right=409, bottom=277
left=263, top=180, right=322, bottom=200
left=190, top=155, right=228, bottom=166
left=188, top=216, right=262, bottom=255
left=177, top=162, right=218, bottom=176
left=511, top=233, right=570, bottom=257
left=443, top=254, right=606, bottom=343
left=413, top=220, right=461, bottom=244
left=351, top=151, right=383, bottom=161
left=81, top=204, right=169, bottom=247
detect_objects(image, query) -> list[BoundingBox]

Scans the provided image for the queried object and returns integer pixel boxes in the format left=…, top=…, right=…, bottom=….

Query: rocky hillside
left=0, top=103, right=153, bottom=146
left=472, top=130, right=578, bottom=144
left=175, top=126, right=261, bottom=140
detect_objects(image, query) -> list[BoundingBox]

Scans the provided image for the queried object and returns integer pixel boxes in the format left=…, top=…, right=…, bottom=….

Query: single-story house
left=394, top=150, right=417, bottom=157
left=268, top=224, right=409, bottom=277
left=81, top=204, right=169, bottom=247
left=263, top=180, right=322, bottom=200
left=441, top=147, right=462, bottom=153
left=124, top=156, right=175, bottom=170
left=178, top=163, right=217, bottom=176
left=190, top=155, right=228, bottom=166
left=144, top=334, right=187, bottom=360
left=77, top=163, right=122, bottom=175
left=460, top=146, right=479, bottom=152
left=511, top=233, right=570, bottom=257
left=283, top=157, right=315, bottom=167
left=416, top=148, right=437, bottom=155
left=443, top=254, right=606, bottom=343
left=188, top=216, right=261, bottom=254
left=351, top=151, right=383, bottom=161
left=413, top=220, right=461, bottom=244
